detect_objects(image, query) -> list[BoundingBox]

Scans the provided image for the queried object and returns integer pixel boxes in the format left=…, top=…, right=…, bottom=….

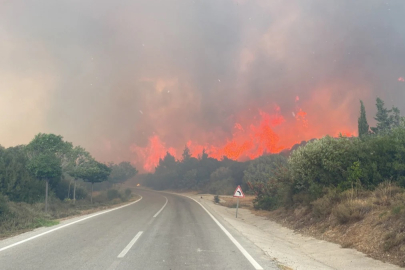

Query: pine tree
left=391, top=107, right=401, bottom=128
left=358, top=100, right=369, bottom=137
left=371, top=98, right=391, bottom=134
left=182, top=146, right=191, bottom=161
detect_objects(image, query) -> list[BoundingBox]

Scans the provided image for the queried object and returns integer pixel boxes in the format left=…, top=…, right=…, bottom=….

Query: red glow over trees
left=130, top=102, right=356, bottom=172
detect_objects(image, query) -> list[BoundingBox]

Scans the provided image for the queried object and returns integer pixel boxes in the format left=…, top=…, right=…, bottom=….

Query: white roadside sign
left=233, top=185, right=245, bottom=198
left=233, top=185, right=244, bottom=218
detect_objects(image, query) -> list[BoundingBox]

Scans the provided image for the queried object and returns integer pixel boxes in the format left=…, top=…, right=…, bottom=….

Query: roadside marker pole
left=233, top=185, right=244, bottom=219
left=236, top=197, right=239, bottom=218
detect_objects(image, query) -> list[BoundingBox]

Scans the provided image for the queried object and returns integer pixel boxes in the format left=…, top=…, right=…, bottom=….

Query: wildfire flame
left=130, top=94, right=356, bottom=172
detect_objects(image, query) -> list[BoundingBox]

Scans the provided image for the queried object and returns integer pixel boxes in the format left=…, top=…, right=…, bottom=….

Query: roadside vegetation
left=0, top=134, right=138, bottom=238
left=144, top=97, right=405, bottom=267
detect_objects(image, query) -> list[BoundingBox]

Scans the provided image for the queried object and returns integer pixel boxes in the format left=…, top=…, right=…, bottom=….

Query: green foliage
left=0, top=145, right=44, bottom=203
left=370, top=98, right=400, bottom=134
left=34, top=218, right=59, bottom=227
left=107, top=189, right=121, bottom=200
left=66, top=146, right=92, bottom=179
left=27, top=153, right=62, bottom=184
left=77, top=160, right=111, bottom=184
left=144, top=147, right=250, bottom=193
left=371, top=98, right=392, bottom=134
left=26, top=133, right=73, bottom=170
left=358, top=100, right=369, bottom=137
left=243, top=155, right=287, bottom=184
left=289, top=136, right=358, bottom=194
left=124, top=188, right=132, bottom=198
left=204, top=167, right=235, bottom=195
left=0, top=194, right=9, bottom=215
left=108, top=162, right=138, bottom=185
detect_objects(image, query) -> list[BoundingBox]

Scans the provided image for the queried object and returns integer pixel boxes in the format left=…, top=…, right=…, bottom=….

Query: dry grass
left=277, top=264, right=293, bottom=270
left=217, top=196, right=255, bottom=209
left=259, top=182, right=405, bottom=267
left=0, top=193, right=140, bottom=240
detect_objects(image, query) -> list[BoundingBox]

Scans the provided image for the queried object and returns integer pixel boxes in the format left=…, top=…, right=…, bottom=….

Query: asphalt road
left=0, top=189, right=277, bottom=270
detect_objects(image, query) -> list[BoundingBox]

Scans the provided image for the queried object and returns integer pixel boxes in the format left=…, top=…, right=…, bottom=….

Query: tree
left=26, top=134, right=72, bottom=212
left=243, top=155, right=287, bottom=184
left=391, top=107, right=401, bottom=128
left=0, top=145, right=44, bottom=203
left=108, top=162, right=138, bottom=186
left=182, top=146, right=192, bottom=161
left=205, top=167, right=235, bottom=195
left=358, top=100, right=369, bottom=137
left=78, top=161, right=111, bottom=203
left=66, top=146, right=92, bottom=204
left=371, top=98, right=392, bottom=134
left=27, top=153, right=62, bottom=212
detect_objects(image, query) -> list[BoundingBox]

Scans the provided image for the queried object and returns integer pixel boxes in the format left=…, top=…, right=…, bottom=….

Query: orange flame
left=131, top=95, right=356, bottom=172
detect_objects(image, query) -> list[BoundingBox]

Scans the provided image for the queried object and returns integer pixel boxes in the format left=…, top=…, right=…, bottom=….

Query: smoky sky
left=1, top=0, right=405, bottom=166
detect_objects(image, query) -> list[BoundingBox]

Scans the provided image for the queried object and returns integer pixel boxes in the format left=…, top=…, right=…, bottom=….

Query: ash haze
left=1, top=0, right=405, bottom=171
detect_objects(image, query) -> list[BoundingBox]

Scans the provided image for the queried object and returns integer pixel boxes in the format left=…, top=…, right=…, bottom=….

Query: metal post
left=236, top=197, right=239, bottom=218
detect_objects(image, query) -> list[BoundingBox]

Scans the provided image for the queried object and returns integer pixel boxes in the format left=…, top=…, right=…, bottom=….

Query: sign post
left=233, top=185, right=245, bottom=218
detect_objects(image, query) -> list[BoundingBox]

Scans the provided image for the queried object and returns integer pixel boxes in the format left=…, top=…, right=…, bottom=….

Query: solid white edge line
left=0, top=196, right=143, bottom=253
left=177, top=194, right=263, bottom=270
left=117, top=231, right=143, bottom=258
left=153, top=196, right=168, bottom=217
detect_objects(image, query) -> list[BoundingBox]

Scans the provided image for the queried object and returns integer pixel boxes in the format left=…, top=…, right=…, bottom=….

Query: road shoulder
left=193, top=194, right=402, bottom=270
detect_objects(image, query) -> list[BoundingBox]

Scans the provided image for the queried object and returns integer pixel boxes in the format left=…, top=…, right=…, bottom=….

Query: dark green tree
left=27, top=153, right=62, bottom=212
left=358, top=100, right=369, bottom=137
left=26, top=134, right=72, bottom=211
left=371, top=98, right=391, bottom=134
left=182, top=146, right=192, bottom=161
left=108, top=162, right=138, bottom=186
left=78, top=161, right=111, bottom=203
left=391, top=107, right=401, bottom=128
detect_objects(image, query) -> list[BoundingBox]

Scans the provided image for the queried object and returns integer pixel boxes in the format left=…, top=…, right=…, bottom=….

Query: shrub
left=124, top=188, right=132, bottom=198
left=311, top=188, right=340, bottom=218
left=107, top=189, right=121, bottom=200
left=391, top=205, right=404, bottom=216
left=373, top=181, right=402, bottom=206
left=93, top=192, right=108, bottom=204
left=383, top=232, right=405, bottom=252
left=0, top=194, right=9, bottom=215
left=333, top=200, right=372, bottom=224
left=75, top=186, right=88, bottom=200
left=253, top=195, right=278, bottom=210
left=214, top=195, right=220, bottom=204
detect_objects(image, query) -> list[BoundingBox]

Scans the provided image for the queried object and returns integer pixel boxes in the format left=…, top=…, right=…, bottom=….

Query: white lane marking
left=153, top=196, right=168, bottom=218
left=0, top=196, right=143, bottom=253
left=178, top=194, right=263, bottom=270
left=117, top=231, right=143, bottom=258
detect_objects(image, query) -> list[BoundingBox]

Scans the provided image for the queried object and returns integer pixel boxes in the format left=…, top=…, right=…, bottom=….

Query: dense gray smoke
left=1, top=0, right=405, bottom=169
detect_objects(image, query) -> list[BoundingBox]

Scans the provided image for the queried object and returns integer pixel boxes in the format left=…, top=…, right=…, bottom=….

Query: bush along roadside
left=0, top=188, right=136, bottom=239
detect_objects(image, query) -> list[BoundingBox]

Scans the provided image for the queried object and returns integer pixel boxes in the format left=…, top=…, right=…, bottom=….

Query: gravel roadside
left=192, top=194, right=402, bottom=270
